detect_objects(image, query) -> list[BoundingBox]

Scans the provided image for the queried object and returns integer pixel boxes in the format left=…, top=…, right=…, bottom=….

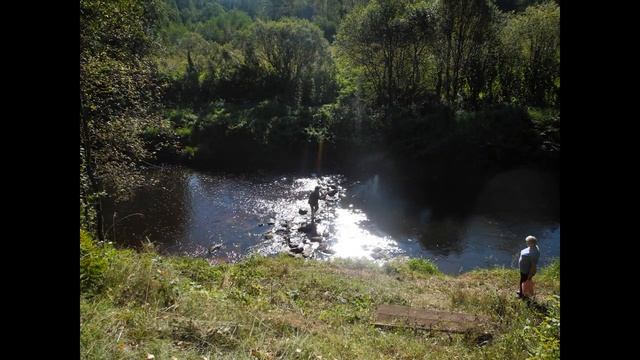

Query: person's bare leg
left=518, top=273, right=526, bottom=298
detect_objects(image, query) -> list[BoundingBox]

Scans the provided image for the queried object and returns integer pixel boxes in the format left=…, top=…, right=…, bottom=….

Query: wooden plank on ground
left=373, top=304, right=490, bottom=333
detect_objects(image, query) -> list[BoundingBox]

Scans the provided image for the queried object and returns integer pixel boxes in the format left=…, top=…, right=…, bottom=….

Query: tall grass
left=80, top=232, right=559, bottom=359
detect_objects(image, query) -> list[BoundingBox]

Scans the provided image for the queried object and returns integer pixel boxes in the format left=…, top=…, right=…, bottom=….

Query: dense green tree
left=195, top=9, right=252, bottom=43
left=80, top=0, right=173, bottom=240
left=500, top=1, right=559, bottom=107
left=433, top=0, right=494, bottom=106
left=245, top=18, right=336, bottom=104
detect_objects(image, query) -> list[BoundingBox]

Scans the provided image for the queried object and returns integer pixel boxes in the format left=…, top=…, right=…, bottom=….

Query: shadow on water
left=102, top=167, right=190, bottom=251
left=343, top=166, right=559, bottom=273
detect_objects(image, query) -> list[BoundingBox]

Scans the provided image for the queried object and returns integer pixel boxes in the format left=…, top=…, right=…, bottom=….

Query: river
left=102, top=165, right=560, bottom=274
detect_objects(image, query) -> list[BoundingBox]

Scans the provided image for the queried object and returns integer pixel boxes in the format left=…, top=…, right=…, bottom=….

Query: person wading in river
left=517, top=235, right=540, bottom=298
left=308, top=186, right=321, bottom=218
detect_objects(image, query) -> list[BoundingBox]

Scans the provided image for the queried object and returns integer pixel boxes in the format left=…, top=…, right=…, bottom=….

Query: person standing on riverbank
left=517, top=235, right=540, bottom=298
left=309, top=186, right=321, bottom=218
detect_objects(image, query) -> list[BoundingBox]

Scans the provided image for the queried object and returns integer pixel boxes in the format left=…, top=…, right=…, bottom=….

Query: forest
left=80, top=0, right=559, bottom=252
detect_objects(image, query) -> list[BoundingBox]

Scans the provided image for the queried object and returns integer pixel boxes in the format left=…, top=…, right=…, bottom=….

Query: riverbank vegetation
left=81, top=230, right=560, bottom=359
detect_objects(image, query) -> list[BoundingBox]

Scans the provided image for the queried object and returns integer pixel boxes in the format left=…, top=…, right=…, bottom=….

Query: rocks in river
left=317, top=243, right=335, bottom=255
left=298, top=209, right=308, bottom=215
left=264, top=232, right=273, bottom=239
left=267, top=219, right=276, bottom=225
left=285, top=242, right=315, bottom=258
left=287, top=251, right=303, bottom=259
left=310, top=236, right=323, bottom=242
left=287, top=237, right=301, bottom=248
left=289, top=246, right=304, bottom=253
left=370, top=247, right=387, bottom=260
left=288, top=241, right=301, bottom=249
left=208, top=243, right=223, bottom=253
left=327, top=189, right=338, bottom=196
left=297, top=222, right=317, bottom=234
left=302, top=244, right=314, bottom=258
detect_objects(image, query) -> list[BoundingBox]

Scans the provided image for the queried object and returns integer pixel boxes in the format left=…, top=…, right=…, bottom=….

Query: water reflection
left=102, top=167, right=189, bottom=250
left=103, top=166, right=560, bottom=274
left=416, top=218, right=466, bottom=256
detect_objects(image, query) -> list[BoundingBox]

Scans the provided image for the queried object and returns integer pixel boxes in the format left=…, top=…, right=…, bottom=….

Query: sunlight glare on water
left=331, top=208, right=398, bottom=260
left=294, top=177, right=321, bottom=192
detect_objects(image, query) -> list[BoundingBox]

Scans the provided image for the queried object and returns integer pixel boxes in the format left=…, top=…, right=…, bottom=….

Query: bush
left=539, top=258, right=559, bottom=282
left=80, top=230, right=110, bottom=296
left=523, top=295, right=560, bottom=359
left=407, top=258, right=440, bottom=275
left=528, top=107, right=560, bottom=154
left=538, top=259, right=560, bottom=295
left=383, top=257, right=440, bottom=278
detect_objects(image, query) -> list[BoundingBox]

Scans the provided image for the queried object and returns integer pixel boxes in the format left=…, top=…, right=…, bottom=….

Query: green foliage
left=337, top=0, right=438, bottom=107
left=538, top=258, right=559, bottom=283
left=196, top=9, right=252, bottom=43
left=499, top=1, right=560, bottom=107
left=383, top=257, right=441, bottom=278
left=335, top=0, right=558, bottom=111
left=246, top=17, right=336, bottom=103
left=407, top=258, right=440, bottom=275
left=80, top=230, right=111, bottom=296
left=522, top=295, right=560, bottom=359
left=80, top=0, right=177, bottom=240
left=528, top=107, right=560, bottom=153
left=151, top=0, right=559, bottom=176
left=536, top=258, right=560, bottom=294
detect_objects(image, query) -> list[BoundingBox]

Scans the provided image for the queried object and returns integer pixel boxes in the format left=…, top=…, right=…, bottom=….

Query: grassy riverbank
left=81, top=230, right=559, bottom=359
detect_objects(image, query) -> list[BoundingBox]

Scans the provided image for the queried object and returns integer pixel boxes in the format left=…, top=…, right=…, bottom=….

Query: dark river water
left=103, top=165, right=560, bottom=274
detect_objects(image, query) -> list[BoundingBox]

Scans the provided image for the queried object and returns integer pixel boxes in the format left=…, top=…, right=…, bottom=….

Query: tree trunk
left=436, top=66, right=442, bottom=99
